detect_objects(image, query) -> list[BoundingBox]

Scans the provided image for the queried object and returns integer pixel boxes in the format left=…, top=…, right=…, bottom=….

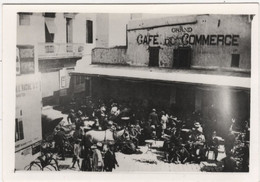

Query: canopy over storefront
left=72, top=64, right=250, bottom=89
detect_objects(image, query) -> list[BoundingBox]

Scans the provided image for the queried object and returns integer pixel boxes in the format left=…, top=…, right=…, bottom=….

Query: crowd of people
left=46, top=96, right=250, bottom=172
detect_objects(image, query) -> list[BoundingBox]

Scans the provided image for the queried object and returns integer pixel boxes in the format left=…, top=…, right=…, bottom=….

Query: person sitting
left=176, top=144, right=190, bottom=164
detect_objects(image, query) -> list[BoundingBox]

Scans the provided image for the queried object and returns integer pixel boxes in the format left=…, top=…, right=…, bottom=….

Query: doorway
left=173, top=47, right=192, bottom=68
left=148, top=47, right=160, bottom=67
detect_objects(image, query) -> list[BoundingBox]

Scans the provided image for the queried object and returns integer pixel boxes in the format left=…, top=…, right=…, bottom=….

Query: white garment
left=161, top=114, right=168, bottom=130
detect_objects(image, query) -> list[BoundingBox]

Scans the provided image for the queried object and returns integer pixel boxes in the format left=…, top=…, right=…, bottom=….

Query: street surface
left=58, top=141, right=225, bottom=172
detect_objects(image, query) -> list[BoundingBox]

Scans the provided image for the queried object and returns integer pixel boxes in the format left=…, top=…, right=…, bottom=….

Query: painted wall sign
left=136, top=24, right=240, bottom=47
left=182, top=34, right=239, bottom=46
left=16, top=82, right=40, bottom=94
left=137, top=33, right=239, bottom=47
left=171, top=26, right=193, bottom=33
left=137, top=34, right=159, bottom=45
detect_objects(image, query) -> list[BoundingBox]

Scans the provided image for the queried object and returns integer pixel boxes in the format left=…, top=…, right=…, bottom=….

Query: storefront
left=15, top=46, right=42, bottom=170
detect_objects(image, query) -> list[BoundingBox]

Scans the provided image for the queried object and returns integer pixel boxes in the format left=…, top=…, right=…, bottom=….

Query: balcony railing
left=38, top=43, right=84, bottom=59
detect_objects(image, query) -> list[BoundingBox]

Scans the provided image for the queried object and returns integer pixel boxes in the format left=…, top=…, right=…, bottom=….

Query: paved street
left=57, top=141, right=225, bottom=172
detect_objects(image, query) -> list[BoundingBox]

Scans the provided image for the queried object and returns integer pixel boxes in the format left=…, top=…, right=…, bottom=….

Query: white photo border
left=2, top=3, right=259, bottom=182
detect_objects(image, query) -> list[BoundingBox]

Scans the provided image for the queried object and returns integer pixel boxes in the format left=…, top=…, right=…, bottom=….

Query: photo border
left=2, top=3, right=259, bottom=182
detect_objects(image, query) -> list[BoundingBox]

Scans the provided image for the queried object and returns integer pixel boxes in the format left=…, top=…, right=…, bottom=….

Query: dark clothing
left=149, top=112, right=159, bottom=126
left=104, top=150, right=118, bottom=171
left=67, top=113, right=76, bottom=124
left=54, top=130, right=66, bottom=145
left=208, top=136, right=219, bottom=160
left=222, top=156, right=237, bottom=172
left=225, top=133, right=236, bottom=154
left=54, top=130, right=66, bottom=159
left=177, top=147, right=190, bottom=163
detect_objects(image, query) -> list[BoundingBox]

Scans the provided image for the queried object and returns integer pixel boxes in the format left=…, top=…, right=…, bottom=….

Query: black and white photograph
left=2, top=4, right=259, bottom=182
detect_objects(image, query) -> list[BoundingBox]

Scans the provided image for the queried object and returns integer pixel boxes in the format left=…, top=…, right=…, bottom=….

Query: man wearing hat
left=54, top=126, right=66, bottom=160
left=104, top=144, right=119, bottom=172
left=208, top=131, right=219, bottom=161
left=149, top=109, right=159, bottom=126
left=193, top=128, right=206, bottom=162
left=194, top=122, right=203, bottom=133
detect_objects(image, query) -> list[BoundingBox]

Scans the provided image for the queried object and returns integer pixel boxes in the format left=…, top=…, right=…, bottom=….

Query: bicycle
left=24, top=141, right=60, bottom=171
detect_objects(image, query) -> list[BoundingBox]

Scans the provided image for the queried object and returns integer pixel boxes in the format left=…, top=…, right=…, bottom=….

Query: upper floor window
left=45, top=17, right=56, bottom=43
left=66, top=18, right=73, bottom=43
left=86, top=20, right=93, bottom=44
left=18, top=13, right=32, bottom=26
left=44, top=13, right=56, bottom=18
left=16, top=45, right=35, bottom=75
left=43, top=13, right=56, bottom=43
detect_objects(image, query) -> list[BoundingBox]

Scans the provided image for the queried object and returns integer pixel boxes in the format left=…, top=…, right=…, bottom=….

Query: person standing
left=208, top=131, right=219, bottom=161
left=149, top=109, right=159, bottom=126
left=67, top=109, right=76, bottom=125
left=104, top=145, right=119, bottom=172
left=92, top=142, right=104, bottom=171
left=71, top=140, right=81, bottom=169
left=54, top=126, right=66, bottom=160
left=161, top=111, right=168, bottom=135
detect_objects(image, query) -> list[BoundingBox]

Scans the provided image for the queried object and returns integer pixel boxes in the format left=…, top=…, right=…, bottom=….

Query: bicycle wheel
left=50, top=158, right=60, bottom=171
left=43, top=165, right=56, bottom=171
left=25, top=162, right=42, bottom=171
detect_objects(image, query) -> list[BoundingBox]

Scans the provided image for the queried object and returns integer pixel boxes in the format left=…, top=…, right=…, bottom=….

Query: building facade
left=16, top=45, right=42, bottom=170
left=17, top=12, right=110, bottom=106
left=16, top=12, right=113, bottom=169
left=71, top=14, right=252, bottom=137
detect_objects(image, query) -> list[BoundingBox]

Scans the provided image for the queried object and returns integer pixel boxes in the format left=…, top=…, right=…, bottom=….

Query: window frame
left=18, top=13, right=31, bottom=26
left=86, top=20, right=93, bottom=44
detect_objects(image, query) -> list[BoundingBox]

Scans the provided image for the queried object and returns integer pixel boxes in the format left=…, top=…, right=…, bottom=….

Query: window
left=15, top=118, right=24, bottom=142
left=173, top=47, right=192, bottom=69
left=66, top=18, right=73, bottom=43
left=44, top=13, right=56, bottom=18
left=86, top=20, right=93, bottom=43
left=231, top=54, right=240, bottom=68
left=17, top=45, right=35, bottom=75
left=19, top=13, right=31, bottom=26
left=45, top=17, right=56, bottom=43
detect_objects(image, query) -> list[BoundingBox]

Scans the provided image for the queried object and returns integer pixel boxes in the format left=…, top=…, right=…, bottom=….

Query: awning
left=72, top=65, right=251, bottom=89
left=45, top=17, right=57, bottom=34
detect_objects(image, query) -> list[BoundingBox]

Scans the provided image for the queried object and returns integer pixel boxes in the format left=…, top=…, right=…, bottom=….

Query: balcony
left=38, top=43, right=84, bottom=60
